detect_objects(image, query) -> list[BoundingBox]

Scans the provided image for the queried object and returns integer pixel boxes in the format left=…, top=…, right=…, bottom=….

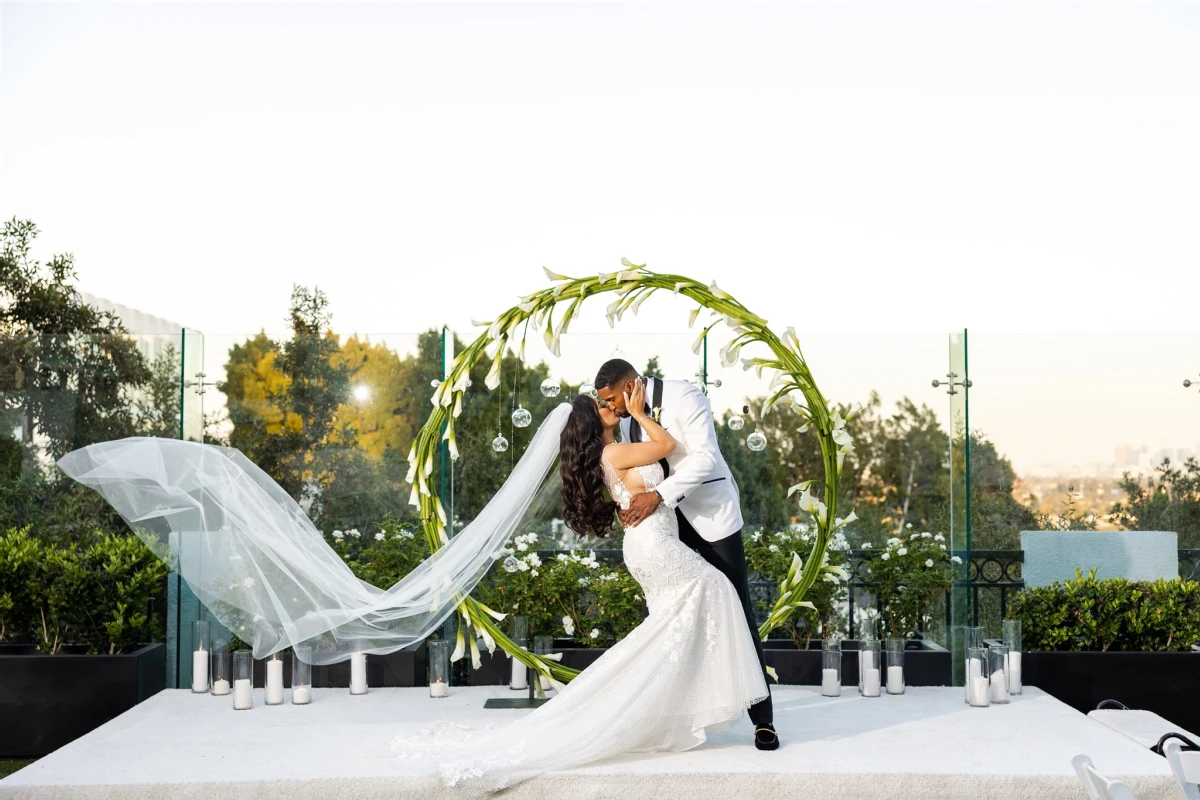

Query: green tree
left=0, top=218, right=152, bottom=461
left=643, top=356, right=664, bottom=379
left=1110, top=458, right=1200, bottom=548
left=135, top=344, right=182, bottom=439
left=0, top=219, right=163, bottom=545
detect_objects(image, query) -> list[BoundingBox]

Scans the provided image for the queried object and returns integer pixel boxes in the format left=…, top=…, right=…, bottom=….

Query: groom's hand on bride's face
left=619, top=491, right=662, bottom=528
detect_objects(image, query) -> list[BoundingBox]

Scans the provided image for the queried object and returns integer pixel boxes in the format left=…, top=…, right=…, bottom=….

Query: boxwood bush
left=1010, top=568, right=1200, bottom=652
left=0, top=527, right=168, bottom=654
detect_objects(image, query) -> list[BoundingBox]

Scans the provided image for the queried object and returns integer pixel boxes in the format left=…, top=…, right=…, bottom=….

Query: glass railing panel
left=966, top=333, right=1200, bottom=645
left=0, top=331, right=182, bottom=663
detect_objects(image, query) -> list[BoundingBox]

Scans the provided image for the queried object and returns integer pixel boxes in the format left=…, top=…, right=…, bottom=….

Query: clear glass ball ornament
left=511, top=406, right=532, bottom=428
left=747, top=430, right=768, bottom=452
left=579, top=381, right=596, bottom=398
left=492, top=433, right=510, bottom=452
left=727, top=414, right=745, bottom=431
left=540, top=378, right=561, bottom=398
left=503, top=556, right=520, bottom=573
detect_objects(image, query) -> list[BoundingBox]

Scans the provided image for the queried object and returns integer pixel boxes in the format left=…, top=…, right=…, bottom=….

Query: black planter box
left=0, top=643, right=166, bottom=758
left=254, top=644, right=426, bottom=688
left=468, top=637, right=951, bottom=688
left=764, top=638, right=952, bottom=687
left=1023, top=650, right=1200, bottom=732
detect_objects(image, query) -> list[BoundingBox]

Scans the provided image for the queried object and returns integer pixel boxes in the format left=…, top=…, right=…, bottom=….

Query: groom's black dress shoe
left=754, top=724, right=780, bottom=751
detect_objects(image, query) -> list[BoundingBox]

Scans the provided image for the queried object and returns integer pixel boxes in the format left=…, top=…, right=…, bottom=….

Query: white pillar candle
left=212, top=678, right=230, bottom=696
left=969, top=676, right=989, bottom=706
left=265, top=658, right=284, bottom=704
left=292, top=685, right=311, bottom=704
left=822, top=668, right=840, bottom=696
left=990, top=669, right=1007, bottom=702
left=887, top=665, right=904, bottom=695
left=192, top=648, right=209, bottom=692
left=862, top=667, right=881, bottom=697
left=511, top=652, right=528, bottom=690
left=233, top=678, right=253, bottom=710
left=430, top=677, right=449, bottom=698
left=350, top=652, right=367, bottom=695
left=1006, top=651, right=1022, bottom=692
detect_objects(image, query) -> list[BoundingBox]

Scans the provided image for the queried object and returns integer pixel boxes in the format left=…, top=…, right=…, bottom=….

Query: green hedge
left=1010, top=569, right=1200, bottom=652
left=0, top=528, right=168, bottom=654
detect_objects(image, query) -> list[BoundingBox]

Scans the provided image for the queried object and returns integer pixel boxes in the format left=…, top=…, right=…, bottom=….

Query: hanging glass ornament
left=511, top=406, right=532, bottom=428
left=727, top=414, right=745, bottom=431
left=747, top=429, right=767, bottom=452
left=579, top=381, right=596, bottom=398
left=540, top=378, right=561, bottom=398
left=503, top=556, right=520, bottom=573
left=492, top=433, right=510, bottom=452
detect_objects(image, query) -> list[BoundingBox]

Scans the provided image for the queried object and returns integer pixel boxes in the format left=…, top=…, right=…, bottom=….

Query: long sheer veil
left=57, top=403, right=572, bottom=664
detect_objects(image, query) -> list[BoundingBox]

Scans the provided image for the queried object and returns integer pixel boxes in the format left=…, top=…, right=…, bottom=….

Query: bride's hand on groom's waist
left=619, top=491, right=662, bottom=528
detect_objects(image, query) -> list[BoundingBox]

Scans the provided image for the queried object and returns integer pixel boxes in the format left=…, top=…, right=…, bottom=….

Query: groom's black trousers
left=675, top=511, right=774, bottom=728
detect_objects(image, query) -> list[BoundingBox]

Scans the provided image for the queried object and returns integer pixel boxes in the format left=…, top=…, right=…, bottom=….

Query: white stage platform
left=1, top=686, right=1179, bottom=799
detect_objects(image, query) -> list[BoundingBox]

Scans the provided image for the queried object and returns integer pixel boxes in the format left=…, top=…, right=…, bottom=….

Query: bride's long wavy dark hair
left=560, top=395, right=616, bottom=537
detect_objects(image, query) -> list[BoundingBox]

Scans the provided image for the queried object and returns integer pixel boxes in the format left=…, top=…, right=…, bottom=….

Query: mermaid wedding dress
left=398, top=449, right=769, bottom=793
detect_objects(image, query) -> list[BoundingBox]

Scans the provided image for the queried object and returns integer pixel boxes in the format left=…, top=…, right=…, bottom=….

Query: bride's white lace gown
left=400, top=452, right=768, bottom=794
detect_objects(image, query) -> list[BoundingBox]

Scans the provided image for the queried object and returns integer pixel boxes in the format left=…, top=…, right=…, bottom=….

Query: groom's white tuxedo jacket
left=619, top=377, right=744, bottom=543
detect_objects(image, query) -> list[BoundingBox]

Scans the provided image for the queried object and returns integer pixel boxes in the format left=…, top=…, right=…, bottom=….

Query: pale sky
left=3, top=1, right=1199, bottom=472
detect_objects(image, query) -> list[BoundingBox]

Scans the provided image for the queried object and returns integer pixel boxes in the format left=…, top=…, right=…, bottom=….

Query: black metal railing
left=534, top=547, right=1197, bottom=640
left=1180, top=550, right=1200, bottom=581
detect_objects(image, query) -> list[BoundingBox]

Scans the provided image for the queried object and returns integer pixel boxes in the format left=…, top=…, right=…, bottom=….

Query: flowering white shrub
left=476, top=542, right=643, bottom=648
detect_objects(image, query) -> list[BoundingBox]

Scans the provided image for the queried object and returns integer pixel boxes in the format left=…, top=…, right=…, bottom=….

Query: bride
left=57, top=381, right=769, bottom=795
left=418, top=379, right=769, bottom=792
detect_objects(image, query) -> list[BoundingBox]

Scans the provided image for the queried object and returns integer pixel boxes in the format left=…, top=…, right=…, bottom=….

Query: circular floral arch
left=409, top=261, right=856, bottom=686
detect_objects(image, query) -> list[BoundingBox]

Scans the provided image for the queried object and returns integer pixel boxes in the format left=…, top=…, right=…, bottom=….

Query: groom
left=594, top=359, right=779, bottom=751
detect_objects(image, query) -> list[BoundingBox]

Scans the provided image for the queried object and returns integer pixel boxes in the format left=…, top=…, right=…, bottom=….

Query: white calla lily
left=479, top=625, right=497, bottom=655
left=470, top=318, right=491, bottom=328
left=688, top=307, right=701, bottom=328
left=543, top=267, right=570, bottom=282
left=832, top=428, right=853, bottom=447
left=787, top=480, right=815, bottom=498
left=451, top=626, right=466, bottom=662
left=709, top=280, right=731, bottom=299
left=691, top=329, right=707, bottom=355
left=485, top=352, right=503, bottom=390
left=630, top=289, right=653, bottom=316
left=469, top=633, right=482, bottom=670
left=620, top=257, right=645, bottom=269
